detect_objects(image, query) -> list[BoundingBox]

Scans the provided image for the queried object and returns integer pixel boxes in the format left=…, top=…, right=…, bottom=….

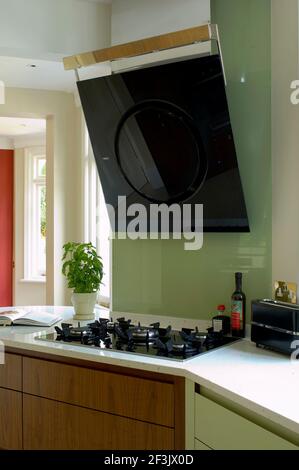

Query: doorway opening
left=0, top=116, right=46, bottom=307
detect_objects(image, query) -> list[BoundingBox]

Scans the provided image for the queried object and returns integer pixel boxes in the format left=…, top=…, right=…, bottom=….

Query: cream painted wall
left=1, top=87, right=84, bottom=306
left=272, top=0, right=299, bottom=289
left=111, top=0, right=210, bottom=44
left=0, top=137, right=13, bottom=149
left=14, top=148, right=46, bottom=306
left=14, top=134, right=45, bottom=149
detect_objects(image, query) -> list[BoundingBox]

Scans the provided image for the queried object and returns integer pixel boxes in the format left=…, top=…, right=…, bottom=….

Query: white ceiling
left=0, top=56, right=76, bottom=92
left=0, top=1, right=111, bottom=92
left=0, top=55, right=114, bottom=93
left=0, top=117, right=46, bottom=137
left=0, top=0, right=112, bottom=92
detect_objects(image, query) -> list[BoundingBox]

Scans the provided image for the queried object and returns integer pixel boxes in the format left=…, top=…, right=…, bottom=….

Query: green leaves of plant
left=62, top=242, right=104, bottom=294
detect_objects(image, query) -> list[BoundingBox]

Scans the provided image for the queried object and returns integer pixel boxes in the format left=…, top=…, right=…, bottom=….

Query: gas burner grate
left=38, top=316, right=240, bottom=362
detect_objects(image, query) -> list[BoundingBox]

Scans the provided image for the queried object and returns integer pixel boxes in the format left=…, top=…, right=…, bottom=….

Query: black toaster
left=251, top=299, right=299, bottom=356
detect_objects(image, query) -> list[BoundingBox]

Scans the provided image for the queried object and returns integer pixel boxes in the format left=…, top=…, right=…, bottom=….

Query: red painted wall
left=0, top=150, right=13, bottom=306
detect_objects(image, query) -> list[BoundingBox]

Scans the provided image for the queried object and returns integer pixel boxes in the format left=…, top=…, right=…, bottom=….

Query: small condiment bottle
left=212, top=305, right=231, bottom=335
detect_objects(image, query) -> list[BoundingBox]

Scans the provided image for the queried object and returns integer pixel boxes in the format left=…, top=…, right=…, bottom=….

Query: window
left=24, top=147, right=46, bottom=281
left=84, top=127, right=111, bottom=305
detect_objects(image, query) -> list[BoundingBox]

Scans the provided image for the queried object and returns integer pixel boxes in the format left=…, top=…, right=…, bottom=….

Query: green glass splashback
left=111, top=0, right=272, bottom=319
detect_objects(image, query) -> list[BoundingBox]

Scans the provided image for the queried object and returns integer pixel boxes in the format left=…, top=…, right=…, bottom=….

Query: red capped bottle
left=212, top=305, right=231, bottom=335
left=231, top=272, right=246, bottom=338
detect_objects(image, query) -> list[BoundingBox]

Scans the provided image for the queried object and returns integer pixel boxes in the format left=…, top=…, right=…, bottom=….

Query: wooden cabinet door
left=23, top=394, right=174, bottom=450
left=0, top=354, right=22, bottom=391
left=0, top=388, right=22, bottom=449
left=23, top=357, right=174, bottom=427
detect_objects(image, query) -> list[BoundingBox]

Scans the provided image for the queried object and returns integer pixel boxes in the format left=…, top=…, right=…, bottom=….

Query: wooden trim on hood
left=63, top=23, right=212, bottom=71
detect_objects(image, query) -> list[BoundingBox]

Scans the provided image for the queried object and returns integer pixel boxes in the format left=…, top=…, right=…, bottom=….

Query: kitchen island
left=0, top=306, right=298, bottom=450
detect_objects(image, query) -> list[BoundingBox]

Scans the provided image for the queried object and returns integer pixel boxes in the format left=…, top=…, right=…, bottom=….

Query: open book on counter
left=0, top=308, right=62, bottom=327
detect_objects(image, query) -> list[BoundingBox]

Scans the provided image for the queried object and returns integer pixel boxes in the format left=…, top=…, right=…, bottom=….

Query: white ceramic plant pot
left=71, top=292, right=97, bottom=320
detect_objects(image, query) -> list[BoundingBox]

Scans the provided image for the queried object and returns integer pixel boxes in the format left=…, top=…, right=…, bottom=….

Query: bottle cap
left=217, top=305, right=226, bottom=311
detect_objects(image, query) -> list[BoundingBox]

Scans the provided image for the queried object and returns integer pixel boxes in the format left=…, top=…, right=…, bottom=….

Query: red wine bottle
left=231, top=272, right=246, bottom=338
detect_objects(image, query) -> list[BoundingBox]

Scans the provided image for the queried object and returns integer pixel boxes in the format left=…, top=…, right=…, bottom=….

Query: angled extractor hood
left=64, top=24, right=249, bottom=233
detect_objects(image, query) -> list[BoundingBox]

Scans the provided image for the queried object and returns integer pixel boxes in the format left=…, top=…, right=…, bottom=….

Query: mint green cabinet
left=194, top=439, right=212, bottom=450
left=195, top=394, right=298, bottom=450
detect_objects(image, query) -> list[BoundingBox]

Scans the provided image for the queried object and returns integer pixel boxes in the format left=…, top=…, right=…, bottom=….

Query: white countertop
left=0, top=306, right=299, bottom=436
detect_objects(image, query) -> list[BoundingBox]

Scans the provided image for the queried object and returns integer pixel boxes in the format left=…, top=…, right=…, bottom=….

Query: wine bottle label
left=231, top=301, right=243, bottom=329
left=213, top=319, right=223, bottom=333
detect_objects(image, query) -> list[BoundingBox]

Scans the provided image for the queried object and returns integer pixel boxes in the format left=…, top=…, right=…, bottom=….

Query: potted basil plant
left=62, top=242, right=104, bottom=320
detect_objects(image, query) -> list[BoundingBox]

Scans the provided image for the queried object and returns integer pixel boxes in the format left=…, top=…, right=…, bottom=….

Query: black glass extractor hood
left=78, top=54, right=250, bottom=232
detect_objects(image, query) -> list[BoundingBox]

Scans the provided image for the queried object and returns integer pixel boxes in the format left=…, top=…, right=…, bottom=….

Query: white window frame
left=24, top=146, right=46, bottom=282
left=83, top=127, right=111, bottom=307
